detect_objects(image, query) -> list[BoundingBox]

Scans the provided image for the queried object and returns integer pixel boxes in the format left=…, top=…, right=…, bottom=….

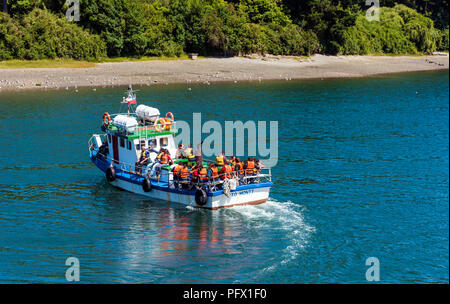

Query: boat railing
left=89, top=135, right=272, bottom=187
left=106, top=113, right=177, bottom=139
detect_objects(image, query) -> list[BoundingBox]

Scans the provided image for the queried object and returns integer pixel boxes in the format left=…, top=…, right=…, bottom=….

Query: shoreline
left=0, top=54, right=448, bottom=91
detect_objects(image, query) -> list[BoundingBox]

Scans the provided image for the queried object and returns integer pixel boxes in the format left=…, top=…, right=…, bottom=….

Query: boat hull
left=90, top=151, right=272, bottom=210
left=109, top=177, right=270, bottom=210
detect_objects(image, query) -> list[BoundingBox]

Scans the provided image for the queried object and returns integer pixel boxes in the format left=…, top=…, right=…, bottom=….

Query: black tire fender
left=195, top=188, right=208, bottom=206
left=106, top=166, right=116, bottom=182
left=142, top=177, right=152, bottom=192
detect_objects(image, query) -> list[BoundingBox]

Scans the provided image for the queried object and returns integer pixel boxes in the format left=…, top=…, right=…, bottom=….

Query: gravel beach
left=0, top=54, right=448, bottom=91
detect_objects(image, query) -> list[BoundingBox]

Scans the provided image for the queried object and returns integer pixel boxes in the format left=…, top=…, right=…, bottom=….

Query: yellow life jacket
left=216, top=156, right=224, bottom=166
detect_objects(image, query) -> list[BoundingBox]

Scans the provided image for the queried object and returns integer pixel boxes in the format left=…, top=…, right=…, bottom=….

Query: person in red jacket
left=220, top=163, right=233, bottom=179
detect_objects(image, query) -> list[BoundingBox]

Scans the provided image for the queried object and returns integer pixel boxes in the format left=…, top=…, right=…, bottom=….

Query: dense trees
left=0, top=8, right=105, bottom=60
left=0, top=0, right=448, bottom=61
left=340, top=5, right=443, bottom=54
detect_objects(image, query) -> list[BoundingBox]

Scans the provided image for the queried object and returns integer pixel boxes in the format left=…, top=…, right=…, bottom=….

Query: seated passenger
left=135, top=149, right=150, bottom=174
left=172, top=163, right=183, bottom=185
left=235, top=158, right=245, bottom=181
left=97, top=142, right=109, bottom=158
left=176, top=144, right=186, bottom=159
left=254, top=158, right=262, bottom=174
left=216, top=154, right=225, bottom=172
left=179, top=163, right=190, bottom=189
left=244, top=157, right=256, bottom=183
left=187, top=154, right=196, bottom=167
left=207, top=163, right=219, bottom=183
left=198, top=165, right=208, bottom=184
left=220, top=163, right=233, bottom=180
left=184, top=145, right=193, bottom=158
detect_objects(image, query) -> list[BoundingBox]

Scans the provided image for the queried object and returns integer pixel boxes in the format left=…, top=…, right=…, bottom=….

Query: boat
left=88, top=87, right=273, bottom=209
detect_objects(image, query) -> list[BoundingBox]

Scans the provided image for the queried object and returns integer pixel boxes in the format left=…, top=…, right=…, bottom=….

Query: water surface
left=0, top=71, right=448, bottom=283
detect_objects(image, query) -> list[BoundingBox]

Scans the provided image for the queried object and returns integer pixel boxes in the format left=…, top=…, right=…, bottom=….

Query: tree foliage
left=0, top=0, right=448, bottom=61
left=0, top=8, right=106, bottom=60
left=341, top=5, right=441, bottom=54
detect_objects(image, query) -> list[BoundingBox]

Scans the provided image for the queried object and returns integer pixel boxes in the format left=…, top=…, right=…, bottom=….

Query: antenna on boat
left=122, top=84, right=139, bottom=116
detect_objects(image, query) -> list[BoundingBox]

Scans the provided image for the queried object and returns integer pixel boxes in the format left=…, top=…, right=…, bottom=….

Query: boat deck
left=90, top=150, right=272, bottom=197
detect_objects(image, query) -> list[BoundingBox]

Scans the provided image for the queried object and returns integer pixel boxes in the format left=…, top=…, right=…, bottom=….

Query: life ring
left=195, top=188, right=208, bottom=206
left=154, top=117, right=166, bottom=132
left=142, top=177, right=152, bottom=192
left=164, top=112, right=174, bottom=130
left=103, top=112, right=111, bottom=127
left=165, top=112, right=174, bottom=122
left=164, top=118, right=172, bottom=131
left=106, top=166, right=116, bottom=182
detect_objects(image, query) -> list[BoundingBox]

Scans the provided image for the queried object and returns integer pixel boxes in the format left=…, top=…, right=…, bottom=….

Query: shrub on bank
left=341, top=5, right=442, bottom=55
left=0, top=9, right=106, bottom=61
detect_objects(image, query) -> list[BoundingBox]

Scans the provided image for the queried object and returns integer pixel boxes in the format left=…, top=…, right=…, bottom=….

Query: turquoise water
left=0, top=71, right=448, bottom=283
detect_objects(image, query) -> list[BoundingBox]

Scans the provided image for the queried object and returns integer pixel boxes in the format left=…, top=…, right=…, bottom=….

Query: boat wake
left=226, top=199, right=316, bottom=279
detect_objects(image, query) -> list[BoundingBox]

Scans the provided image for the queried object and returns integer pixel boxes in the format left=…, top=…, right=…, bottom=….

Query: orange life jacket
left=246, top=161, right=255, bottom=174
left=236, top=162, right=244, bottom=175
left=221, top=164, right=233, bottom=179
left=173, top=165, right=182, bottom=176
left=211, top=167, right=219, bottom=178
left=199, top=167, right=208, bottom=180
left=180, top=167, right=189, bottom=179
left=161, top=154, right=168, bottom=164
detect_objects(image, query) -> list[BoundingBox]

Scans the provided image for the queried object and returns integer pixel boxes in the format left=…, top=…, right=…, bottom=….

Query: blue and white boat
left=88, top=88, right=273, bottom=209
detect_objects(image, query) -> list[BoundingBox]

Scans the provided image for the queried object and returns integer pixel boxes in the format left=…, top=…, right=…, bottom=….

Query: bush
left=0, top=9, right=106, bottom=60
left=0, top=12, right=24, bottom=60
left=437, top=27, right=449, bottom=51
left=341, top=5, right=439, bottom=55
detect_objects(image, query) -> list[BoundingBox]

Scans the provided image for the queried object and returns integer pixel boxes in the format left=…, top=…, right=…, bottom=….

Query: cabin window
left=127, top=140, right=132, bottom=150
left=148, top=139, right=156, bottom=148
left=108, top=134, right=111, bottom=143
left=120, top=137, right=125, bottom=148
left=140, top=140, right=146, bottom=149
left=136, top=144, right=141, bottom=151
left=160, top=137, right=168, bottom=147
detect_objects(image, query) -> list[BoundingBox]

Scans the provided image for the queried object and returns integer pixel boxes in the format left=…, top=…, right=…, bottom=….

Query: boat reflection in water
left=90, top=181, right=311, bottom=283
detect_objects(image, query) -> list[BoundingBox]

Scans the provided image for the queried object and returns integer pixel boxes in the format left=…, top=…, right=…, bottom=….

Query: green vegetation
left=341, top=5, right=442, bottom=55
left=0, top=58, right=97, bottom=68
left=0, top=0, right=448, bottom=62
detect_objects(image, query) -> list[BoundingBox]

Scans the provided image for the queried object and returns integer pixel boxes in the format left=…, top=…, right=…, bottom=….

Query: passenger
left=207, top=163, right=219, bottom=183
left=184, top=144, right=193, bottom=158
left=244, top=157, right=256, bottom=183
left=190, top=163, right=200, bottom=183
left=254, top=158, right=262, bottom=174
left=187, top=153, right=196, bottom=167
left=216, top=155, right=225, bottom=166
left=97, top=142, right=109, bottom=158
left=245, top=157, right=255, bottom=175
left=176, top=144, right=186, bottom=159
left=156, top=149, right=164, bottom=162
left=194, top=141, right=203, bottom=164
left=198, top=165, right=208, bottom=184
left=179, top=163, right=190, bottom=188
left=235, top=158, right=244, bottom=181
left=157, top=148, right=174, bottom=166
left=151, top=148, right=167, bottom=178
left=135, top=148, right=150, bottom=174
left=165, top=150, right=174, bottom=166
left=220, top=162, right=233, bottom=179
left=172, top=163, right=183, bottom=185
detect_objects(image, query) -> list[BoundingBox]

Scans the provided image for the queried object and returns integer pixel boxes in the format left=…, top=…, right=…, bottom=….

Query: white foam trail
left=230, top=199, right=315, bottom=275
